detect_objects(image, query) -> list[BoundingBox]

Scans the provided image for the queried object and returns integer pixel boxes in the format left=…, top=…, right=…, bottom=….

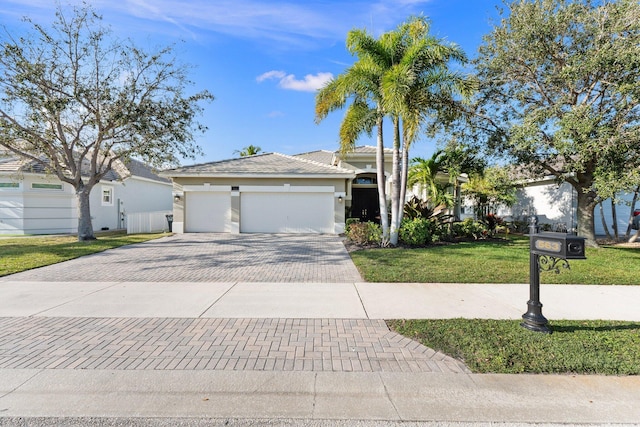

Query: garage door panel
left=241, top=192, right=333, bottom=234
left=185, top=192, right=231, bottom=232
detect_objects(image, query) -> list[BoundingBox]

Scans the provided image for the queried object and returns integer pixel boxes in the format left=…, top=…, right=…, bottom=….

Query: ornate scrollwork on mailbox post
left=521, top=216, right=586, bottom=334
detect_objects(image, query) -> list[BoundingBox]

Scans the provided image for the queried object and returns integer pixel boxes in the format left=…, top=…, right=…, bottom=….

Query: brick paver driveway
left=0, top=234, right=472, bottom=374
left=2, top=233, right=362, bottom=283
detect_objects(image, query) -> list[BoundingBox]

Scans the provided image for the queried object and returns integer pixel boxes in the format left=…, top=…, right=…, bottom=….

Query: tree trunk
left=375, top=115, right=389, bottom=245
left=452, top=179, right=461, bottom=221
left=610, top=198, right=619, bottom=240
left=576, top=187, right=598, bottom=247
left=389, top=116, right=401, bottom=246
left=599, top=202, right=612, bottom=240
left=399, top=141, right=409, bottom=228
left=624, top=186, right=639, bottom=239
left=76, top=185, right=96, bottom=241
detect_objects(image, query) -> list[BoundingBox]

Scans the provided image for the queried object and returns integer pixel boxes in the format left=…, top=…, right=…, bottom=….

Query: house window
left=0, top=182, right=19, bottom=189
left=102, top=186, right=114, bottom=206
left=32, top=182, right=63, bottom=190
left=354, top=177, right=376, bottom=185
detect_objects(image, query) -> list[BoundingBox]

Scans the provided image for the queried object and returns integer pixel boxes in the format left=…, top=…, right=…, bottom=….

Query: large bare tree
left=0, top=5, right=213, bottom=240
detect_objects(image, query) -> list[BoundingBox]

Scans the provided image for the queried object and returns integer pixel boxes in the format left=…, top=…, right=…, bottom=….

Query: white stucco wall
left=0, top=175, right=75, bottom=235
left=504, top=179, right=637, bottom=236
left=510, top=181, right=577, bottom=230
left=0, top=173, right=171, bottom=235
left=90, top=177, right=172, bottom=231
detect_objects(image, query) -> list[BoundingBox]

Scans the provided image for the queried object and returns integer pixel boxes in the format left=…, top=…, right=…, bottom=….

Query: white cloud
left=257, top=70, right=333, bottom=92
left=2, top=0, right=434, bottom=48
left=279, top=72, right=333, bottom=92
left=256, top=70, right=287, bottom=83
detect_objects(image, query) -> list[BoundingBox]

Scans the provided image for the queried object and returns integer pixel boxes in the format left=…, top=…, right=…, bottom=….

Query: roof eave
left=161, top=172, right=356, bottom=179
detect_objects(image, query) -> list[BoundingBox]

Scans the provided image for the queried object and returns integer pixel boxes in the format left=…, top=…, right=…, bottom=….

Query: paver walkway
left=2, top=234, right=362, bottom=283
left=0, top=317, right=469, bottom=373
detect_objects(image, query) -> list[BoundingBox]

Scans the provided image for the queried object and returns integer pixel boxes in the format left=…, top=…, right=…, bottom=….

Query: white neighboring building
left=0, top=153, right=172, bottom=235
left=474, top=175, right=638, bottom=235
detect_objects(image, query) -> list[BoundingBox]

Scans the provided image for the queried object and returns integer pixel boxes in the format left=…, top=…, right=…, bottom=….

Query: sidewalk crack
left=353, top=283, right=370, bottom=319
left=0, top=369, right=42, bottom=400
left=197, top=282, right=238, bottom=318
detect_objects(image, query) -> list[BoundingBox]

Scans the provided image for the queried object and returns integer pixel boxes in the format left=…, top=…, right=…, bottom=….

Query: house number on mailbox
left=534, top=239, right=562, bottom=253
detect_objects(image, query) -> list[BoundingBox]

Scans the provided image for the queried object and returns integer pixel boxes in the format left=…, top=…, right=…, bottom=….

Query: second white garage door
left=240, top=192, right=334, bottom=233
left=185, top=192, right=231, bottom=232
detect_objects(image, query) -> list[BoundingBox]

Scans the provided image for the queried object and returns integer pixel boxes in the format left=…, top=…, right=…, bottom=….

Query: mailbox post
left=522, top=216, right=586, bottom=333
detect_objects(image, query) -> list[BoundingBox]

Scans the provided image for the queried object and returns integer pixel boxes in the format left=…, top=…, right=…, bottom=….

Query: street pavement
left=0, top=234, right=639, bottom=426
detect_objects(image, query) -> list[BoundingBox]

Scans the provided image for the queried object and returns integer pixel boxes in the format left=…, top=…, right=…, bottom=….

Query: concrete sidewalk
left=1, top=280, right=639, bottom=320
left=2, top=370, right=639, bottom=424
left=1, top=280, right=640, bottom=425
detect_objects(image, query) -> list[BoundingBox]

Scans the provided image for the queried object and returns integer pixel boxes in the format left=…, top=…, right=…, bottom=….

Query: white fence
left=127, top=211, right=172, bottom=234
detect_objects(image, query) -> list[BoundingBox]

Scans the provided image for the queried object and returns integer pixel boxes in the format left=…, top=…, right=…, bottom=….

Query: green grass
left=388, top=319, right=640, bottom=375
left=350, top=236, right=640, bottom=285
left=0, top=232, right=168, bottom=277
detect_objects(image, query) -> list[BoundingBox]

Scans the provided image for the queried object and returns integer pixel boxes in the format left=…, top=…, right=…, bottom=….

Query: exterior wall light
left=174, top=194, right=181, bottom=202
left=338, top=195, right=343, bottom=203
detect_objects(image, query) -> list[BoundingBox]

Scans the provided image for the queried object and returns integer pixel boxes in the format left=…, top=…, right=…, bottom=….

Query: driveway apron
left=1, top=233, right=363, bottom=283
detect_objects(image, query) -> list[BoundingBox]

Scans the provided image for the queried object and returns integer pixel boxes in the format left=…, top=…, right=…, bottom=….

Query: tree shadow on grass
left=551, top=323, right=640, bottom=333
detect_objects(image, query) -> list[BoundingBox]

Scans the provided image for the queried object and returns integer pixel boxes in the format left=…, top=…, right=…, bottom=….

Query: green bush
left=399, top=218, right=433, bottom=246
left=346, top=221, right=382, bottom=245
left=452, top=218, right=488, bottom=239
left=345, top=218, right=360, bottom=234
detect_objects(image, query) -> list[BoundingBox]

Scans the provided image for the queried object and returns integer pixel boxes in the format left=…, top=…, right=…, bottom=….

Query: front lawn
left=350, top=236, right=640, bottom=285
left=389, top=319, right=640, bottom=375
left=0, top=232, right=168, bottom=277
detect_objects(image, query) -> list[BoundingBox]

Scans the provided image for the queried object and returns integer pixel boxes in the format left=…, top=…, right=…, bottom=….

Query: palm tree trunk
left=375, top=115, right=389, bottom=245
left=389, top=116, right=401, bottom=246
left=399, top=140, right=409, bottom=226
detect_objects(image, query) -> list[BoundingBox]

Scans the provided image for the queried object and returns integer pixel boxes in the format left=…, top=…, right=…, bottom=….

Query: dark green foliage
left=345, top=221, right=382, bottom=245
left=388, top=319, right=640, bottom=375
left=452, top=218, right=488, bottom=239
left=483, top=213, right=504, bottom=235
left=399, top=218, right=434, bottom=246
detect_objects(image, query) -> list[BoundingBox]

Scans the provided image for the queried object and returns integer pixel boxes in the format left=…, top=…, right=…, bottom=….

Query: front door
left=351, top=188, right=380, bottom=223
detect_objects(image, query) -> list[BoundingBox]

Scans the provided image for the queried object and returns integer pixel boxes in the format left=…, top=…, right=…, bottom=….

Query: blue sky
left=0, top=0, right=502, bottom=165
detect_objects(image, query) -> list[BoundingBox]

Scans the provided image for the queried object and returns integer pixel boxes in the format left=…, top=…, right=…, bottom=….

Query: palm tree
left=381, top=17, right=476, bottom=242
left=439, top=143, right=486, bottom=220
left=316, top=17, right=474, bottom=246
left=234, top=145, right=262, bottom=157
left=316, top=30, right=392, bottom=244
left=408, top=151, right=453, bottom=208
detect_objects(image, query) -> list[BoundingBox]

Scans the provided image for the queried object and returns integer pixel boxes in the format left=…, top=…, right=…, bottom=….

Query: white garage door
left=241, top=192, right=333, bottom=233
left=185, top=192, right=231, bottom=232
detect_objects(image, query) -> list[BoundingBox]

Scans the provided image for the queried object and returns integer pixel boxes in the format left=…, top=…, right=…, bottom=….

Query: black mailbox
left=530, top=232, right=586, bottom=259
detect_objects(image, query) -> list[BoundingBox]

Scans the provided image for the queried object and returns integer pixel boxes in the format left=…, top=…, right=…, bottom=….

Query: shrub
left=484, top=213, right=504, bottom=235
left=346, top=221, right=382, bottom=245
left=399, top=218, right=433, bottom=246
left=345, top=218, right=360, bottom=234
left=452, top=218, right=488, bottom=239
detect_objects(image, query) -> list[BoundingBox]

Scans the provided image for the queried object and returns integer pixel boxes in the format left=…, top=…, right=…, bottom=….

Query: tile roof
left=163, top=152, right=355, bottom=177
left=0, top=150, right=167, bottom=183
left=293, top=150, right=335, bottom=165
